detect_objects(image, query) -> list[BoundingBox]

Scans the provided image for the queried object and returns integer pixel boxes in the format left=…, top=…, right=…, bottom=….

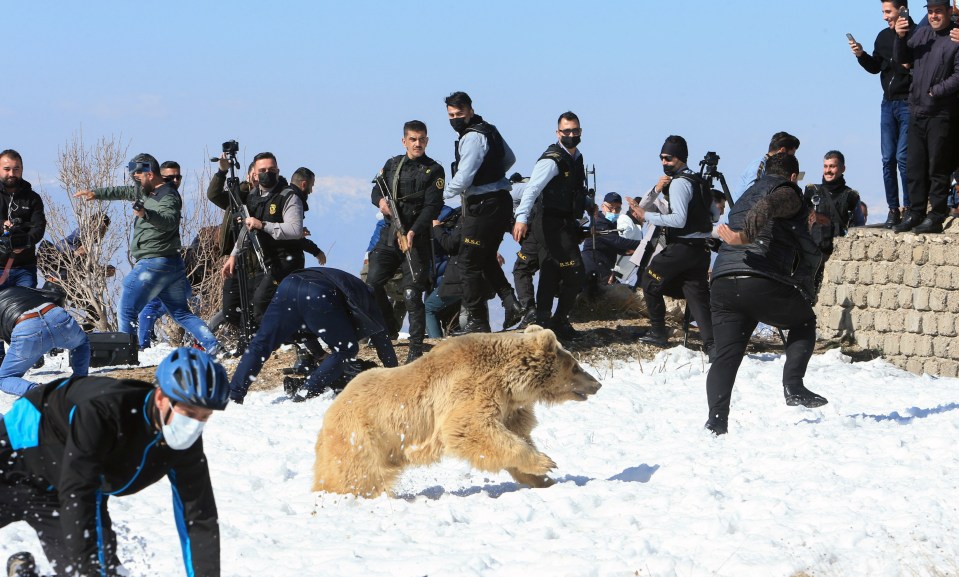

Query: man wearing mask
left=75, top=154, right=221, bottom=355
left=221, top=152, right=304, bottom=321
left=581, top=192, right=641, bottom=300
left=513, top=111, right=591, bottom=339
left=443, top=91, right=521, bottom=334
left=850, top=1, right=914, bottom=228
left=0, top=348, right=229, bottom=577
left=367, top=120, right=444, bottom=362
left=0, top=150, right=47, bottom=364
left=892, top=0, right=959, bottom=234
left=630, top=136, right=714, bottom=353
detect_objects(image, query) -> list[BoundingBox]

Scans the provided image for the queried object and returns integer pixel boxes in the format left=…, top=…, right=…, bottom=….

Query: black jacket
left=0, top=285, right=67, bottom=342
left=894, top=22, right=959, bottom=117
left=0, top=179, right=47, bottom=268
left=581, top=216, right=641, bottom=281
left=0, top=377, right=220, bottom=577
left=372, top=154, right=444, bottom=239
left=857, top=23, right=913, bottom=101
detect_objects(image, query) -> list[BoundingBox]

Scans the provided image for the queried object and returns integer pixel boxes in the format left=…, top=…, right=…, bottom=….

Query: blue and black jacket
left=0, top=376, right=219, bottom=577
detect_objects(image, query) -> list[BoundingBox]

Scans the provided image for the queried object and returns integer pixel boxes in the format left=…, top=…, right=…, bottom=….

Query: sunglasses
left=558, top=128, right=582, bottom=136
left=660, top=155, right=674, bottom=162
left=165, top=174, right=183, bottom=181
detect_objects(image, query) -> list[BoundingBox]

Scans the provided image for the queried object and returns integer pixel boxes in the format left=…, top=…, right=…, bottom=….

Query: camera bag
left=88, top=332, right=139, bottom=368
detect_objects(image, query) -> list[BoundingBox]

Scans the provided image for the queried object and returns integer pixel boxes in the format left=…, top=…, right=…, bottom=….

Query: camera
left=133, top=198, right=145, bottom=212
left=222, top=140, right=239, bottom=156
left=700, top=151, right=721, bottom=178
left=899, top=6, right=909, bottom=20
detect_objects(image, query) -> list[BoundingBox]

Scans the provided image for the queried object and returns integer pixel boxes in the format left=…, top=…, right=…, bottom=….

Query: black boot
left=784, top=384, right=828, bottom=408
left=549, top=317, right=582, bottom=341
left=516, top=307, right=537, bottom=330
left=32, top=356, right=44, bottom=370
left=704, top=416, right=728, bottom=436
left=406, top=342, right=424, bottom=364
left=501, top=290, right=524, bottom=330
left=283, top=376, right=305, bottom=398
left=912, top=213, right=945, bottom=234
left=638, top=324, right=669, bottom=347
left=883, top=208, right=901, bottom=229
left=452, top=309, right=491, bottom=335
left=893, top=211, right=924, bottom=233
left=6, top=552, right=38, bottom=577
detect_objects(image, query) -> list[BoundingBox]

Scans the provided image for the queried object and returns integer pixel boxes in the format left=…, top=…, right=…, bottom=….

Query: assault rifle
left=375, top=173, right=416, bottom=279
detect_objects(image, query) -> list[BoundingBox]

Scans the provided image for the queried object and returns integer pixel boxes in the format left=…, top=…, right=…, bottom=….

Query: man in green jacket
left=75, top=153, right=221, bottom=354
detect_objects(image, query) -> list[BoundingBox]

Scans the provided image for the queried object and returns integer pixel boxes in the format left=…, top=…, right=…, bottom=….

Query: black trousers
left=366, top=235, right=430, bottom=344
left=512, top=232, right=540, bottom=310
left=906, top=113, right=957, bottom=218
left=459, top=190, right=513, bottom=313
left=640, top=241, right=713, bottom=347
left=0, top=479, right=120, bottom=576
left=533, top=214, right=584, bottom=321
left=705, top=276, right=817, bottom=423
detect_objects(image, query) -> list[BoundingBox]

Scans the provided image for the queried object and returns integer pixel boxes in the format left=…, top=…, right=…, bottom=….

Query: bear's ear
left=529, top=326, right=560, bottom=350
left=524, top=325, right=545, bottom=335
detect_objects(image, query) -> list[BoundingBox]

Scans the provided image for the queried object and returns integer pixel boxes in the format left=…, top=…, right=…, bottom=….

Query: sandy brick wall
left=814, top=220, right=959, bottom=377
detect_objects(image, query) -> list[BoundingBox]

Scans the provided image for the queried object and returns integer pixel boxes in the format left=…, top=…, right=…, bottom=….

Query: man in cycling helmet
left=0, top=347, right=229, bottom=577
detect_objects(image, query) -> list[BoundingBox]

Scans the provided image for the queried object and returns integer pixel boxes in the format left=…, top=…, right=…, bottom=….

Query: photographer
left=0, top=149, right=47, bottom=364
left=630, top=137, right=714, bottom=352
left=74, top=154, right=222, bottom=356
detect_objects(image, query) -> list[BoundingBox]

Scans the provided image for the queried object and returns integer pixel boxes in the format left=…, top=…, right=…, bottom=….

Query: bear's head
left=513, top=325, right=601, bottom=405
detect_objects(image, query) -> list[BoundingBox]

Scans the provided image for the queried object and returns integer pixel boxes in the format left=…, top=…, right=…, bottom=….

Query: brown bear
left=312, top=325, right=601, bottom=497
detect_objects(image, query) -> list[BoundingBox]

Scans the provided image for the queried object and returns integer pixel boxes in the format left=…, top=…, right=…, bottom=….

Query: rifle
left=375, top=173, right=416, bottom=280
left=226, top=179, right=270, bottom=275
left=585, top=165, right=597, bottom=248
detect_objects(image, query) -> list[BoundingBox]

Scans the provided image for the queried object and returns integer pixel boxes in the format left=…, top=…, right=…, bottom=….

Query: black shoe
left=283, top=376, right=305, bottom=398
left=451, top=316, right=491, bottom=336
left=883, top=208, right=902, bottom=229
left=501, top=291, right=524, bottom=330
left=784, top=384, right=828, bottom=408
left=892, top=212, right=924, bottom=233
left=292, top=386, right=324, bottom=403
left=515, top=307, right=537, bottom=330
left=32, top=356, right=44, bottom=370
left=549, top=318, right=582, bottom=341
left=6, top=552, right=38, bottom=577
left=638, top=325, right=669, bottom=347
left=406, top=343, right=424, bottom=364
left=912, top=215, right=944, bottom=234
left=704, top=417, right=728, bottom=436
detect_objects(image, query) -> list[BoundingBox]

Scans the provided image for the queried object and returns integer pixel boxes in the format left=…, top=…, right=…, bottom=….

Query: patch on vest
left=435, top=178, right=445, bottom=189
left=558, top=259, right=577, bottom=268
left=463, top=237, right=482, bottom=246
left=516, top=251, right=528, bottom=261
left=269, top=204, right=277, bottom=215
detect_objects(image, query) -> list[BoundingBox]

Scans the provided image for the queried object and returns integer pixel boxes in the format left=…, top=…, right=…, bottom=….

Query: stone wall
left=815, top=219, right=959, bottom=377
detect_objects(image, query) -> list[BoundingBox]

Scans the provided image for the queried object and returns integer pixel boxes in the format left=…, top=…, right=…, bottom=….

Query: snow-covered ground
left=2, top=345, right=957, bottom=577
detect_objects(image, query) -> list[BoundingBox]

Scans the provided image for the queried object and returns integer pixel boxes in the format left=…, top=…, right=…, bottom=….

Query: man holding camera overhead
left=75, top=154, right=221, bottom=355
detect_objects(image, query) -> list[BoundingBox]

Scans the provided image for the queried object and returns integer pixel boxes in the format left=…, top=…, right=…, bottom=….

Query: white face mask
left=162, top=410, right=205, bottom=450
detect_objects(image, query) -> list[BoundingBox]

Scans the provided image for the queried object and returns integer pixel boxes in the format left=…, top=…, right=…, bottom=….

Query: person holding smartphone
left=850, top=1, right=915, bottom=229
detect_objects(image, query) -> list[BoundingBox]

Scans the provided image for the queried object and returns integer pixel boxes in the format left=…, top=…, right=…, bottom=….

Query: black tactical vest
left=452, top=115, right=506, bottom=187
left=712, top=175, right=823, bottom=303
left=247, top=186, right=304, bottom=275
left=662, top=171, right=713, bottom=241
left=386, top=154, right=442, bottom=230
left=535, top=143, right=587, bottom=217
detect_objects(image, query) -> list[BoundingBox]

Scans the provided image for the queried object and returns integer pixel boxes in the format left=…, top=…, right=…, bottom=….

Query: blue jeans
left=118, top=256, right=219, bottom=352
left=230, top=275, right=359, bottom=400
left=424, top=287, right=461, bottom=338
left=880, top=99, right=910, bottom=210
left=0, top=307, right=90, bottom=397
left=0, top=267, right=38, bottom=359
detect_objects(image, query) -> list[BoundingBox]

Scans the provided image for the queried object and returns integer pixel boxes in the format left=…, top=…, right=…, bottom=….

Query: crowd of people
left=2, top=1, right=959, bottom=573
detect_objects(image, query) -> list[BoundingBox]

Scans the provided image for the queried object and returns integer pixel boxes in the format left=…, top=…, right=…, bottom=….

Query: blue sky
left=5, top=1, right=894, bottom=273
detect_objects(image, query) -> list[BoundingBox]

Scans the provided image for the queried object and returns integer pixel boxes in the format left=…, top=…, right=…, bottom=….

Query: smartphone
left=846, top=33, right=856, bottom=43
left=899, top=6, right=909, bottom=20
left=797, top=171, right=806, bottom=181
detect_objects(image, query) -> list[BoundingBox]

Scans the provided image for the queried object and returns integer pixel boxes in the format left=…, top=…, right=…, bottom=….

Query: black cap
left=661, top=136, right=688, bottom=163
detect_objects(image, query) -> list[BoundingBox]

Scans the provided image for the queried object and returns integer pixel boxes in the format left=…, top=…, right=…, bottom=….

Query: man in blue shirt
left=442, top=91, right=521, bottom=334
left=735, top=132, right=801, bottom=200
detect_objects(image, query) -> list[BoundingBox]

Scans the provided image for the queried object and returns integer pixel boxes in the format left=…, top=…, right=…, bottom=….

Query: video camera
left=222, top=140, right=239, bottom=156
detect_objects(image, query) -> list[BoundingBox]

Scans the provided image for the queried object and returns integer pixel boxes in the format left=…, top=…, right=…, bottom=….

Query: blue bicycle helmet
left=156, top=347, right=230, bottom=410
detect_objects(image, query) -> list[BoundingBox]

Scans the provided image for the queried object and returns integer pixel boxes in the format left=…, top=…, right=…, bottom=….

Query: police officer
left=221, top=152, right=304, bottom=323
left=513, top=111, right=590, bottom=340
left=0, top=348, right=229, bottom=577
left=631, top=136, right=714, bottom=352
left=443, top=91, right=522, bottom=334
left=367, top=120, right=444, bottom=362
left=707, top=152, right=827, bottom=435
